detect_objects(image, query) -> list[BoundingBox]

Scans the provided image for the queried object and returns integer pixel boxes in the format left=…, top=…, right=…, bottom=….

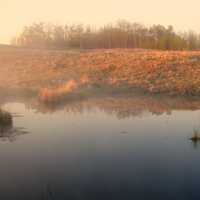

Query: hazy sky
left=1, top=0, right=200, bottom=44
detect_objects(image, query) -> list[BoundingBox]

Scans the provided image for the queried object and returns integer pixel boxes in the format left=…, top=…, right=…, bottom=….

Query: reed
left=190, top=129, right=200, bottom=141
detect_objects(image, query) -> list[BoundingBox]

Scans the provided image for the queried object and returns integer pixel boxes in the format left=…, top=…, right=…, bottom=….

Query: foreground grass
left=1, top=48, right=200, bottom=96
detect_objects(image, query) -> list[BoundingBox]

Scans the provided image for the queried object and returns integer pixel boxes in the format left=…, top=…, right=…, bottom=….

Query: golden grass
left=39, top=79, right=77, bottom=102
left=1, top=48, right=200, bottom=96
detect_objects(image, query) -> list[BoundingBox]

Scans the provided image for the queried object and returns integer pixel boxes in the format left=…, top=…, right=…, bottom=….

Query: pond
left=0, top=94, right=200, bottom=200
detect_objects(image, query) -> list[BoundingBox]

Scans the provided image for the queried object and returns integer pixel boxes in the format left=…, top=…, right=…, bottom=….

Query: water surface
left=1, top=95, right=200, bottom=200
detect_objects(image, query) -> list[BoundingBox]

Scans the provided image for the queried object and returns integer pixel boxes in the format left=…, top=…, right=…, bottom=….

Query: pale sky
left=1, top=0, right=200, bottom=44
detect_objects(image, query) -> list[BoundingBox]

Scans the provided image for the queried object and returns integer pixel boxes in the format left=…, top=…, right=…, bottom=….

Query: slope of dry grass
left=1, top=47, right=200, bottom=97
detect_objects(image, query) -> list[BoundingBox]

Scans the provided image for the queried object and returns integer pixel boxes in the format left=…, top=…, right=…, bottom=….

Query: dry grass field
left=1, top=47, right=200, bottom=99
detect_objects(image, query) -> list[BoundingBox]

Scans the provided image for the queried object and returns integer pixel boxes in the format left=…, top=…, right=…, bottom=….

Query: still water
left=1, top=95, right=200, bottom=200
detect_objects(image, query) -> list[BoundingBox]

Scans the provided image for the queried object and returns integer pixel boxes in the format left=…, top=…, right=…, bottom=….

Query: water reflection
left=191, top=139, right=200, bottom=149
left=1, top=92, right=200, bottom=199
left=1, top=89, right=200, bottom=119
left=0, top=125, right=28, bottom=142
left=34, top=95, right=200, bottom=119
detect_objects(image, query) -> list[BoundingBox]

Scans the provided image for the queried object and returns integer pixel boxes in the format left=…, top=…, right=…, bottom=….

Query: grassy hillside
left=1, top=47, right=200, bottom=98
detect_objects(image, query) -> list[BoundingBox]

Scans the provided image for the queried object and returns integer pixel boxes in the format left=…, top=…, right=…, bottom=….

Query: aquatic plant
left=190, top=129, right=200, bottom=141
left=0, top=109, right=28, bottom=142
left=0, top=109, right=12, bottom=126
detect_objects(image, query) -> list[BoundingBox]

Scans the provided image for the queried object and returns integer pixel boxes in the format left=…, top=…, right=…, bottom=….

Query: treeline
left=12, top=20, right=200, bottom=50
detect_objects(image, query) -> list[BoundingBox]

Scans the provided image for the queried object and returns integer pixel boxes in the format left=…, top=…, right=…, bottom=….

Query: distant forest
left=12, top=20, right=200, bottom=50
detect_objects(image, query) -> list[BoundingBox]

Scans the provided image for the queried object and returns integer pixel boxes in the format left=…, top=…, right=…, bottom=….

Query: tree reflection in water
left=33, top=95, right=200, bottom=119
left=2, top=89, right=200, bottom=119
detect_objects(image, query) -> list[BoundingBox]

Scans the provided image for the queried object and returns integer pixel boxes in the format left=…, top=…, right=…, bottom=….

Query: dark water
left=1, top=96, right=200, bottom=200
